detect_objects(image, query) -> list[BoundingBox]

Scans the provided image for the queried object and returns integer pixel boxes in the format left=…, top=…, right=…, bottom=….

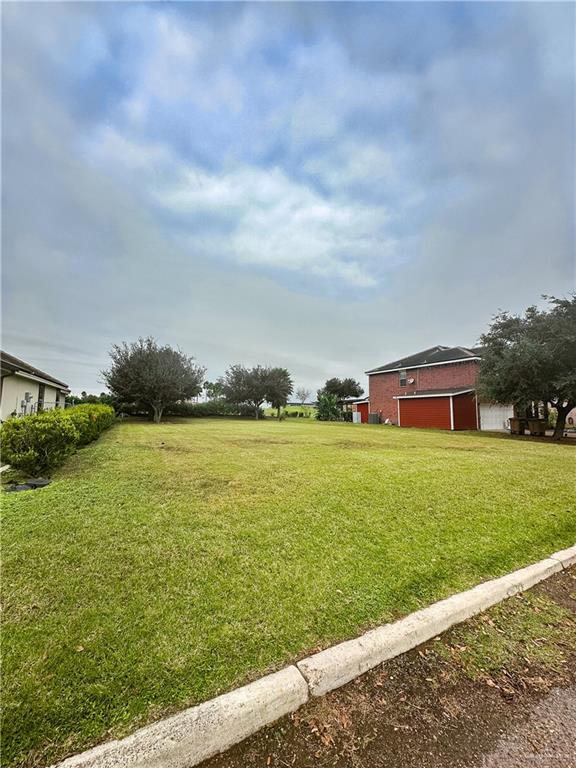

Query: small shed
left=340, top=397, right=370, bottom=423
left=393, top=388, right=478, bottom=431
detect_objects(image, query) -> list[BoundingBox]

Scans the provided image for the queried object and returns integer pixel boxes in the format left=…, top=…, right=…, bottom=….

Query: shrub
left=1, top=404, right=115, bottom=475
left=66, top=404, right=116, bottom=445
left=160, top=400, right=263, bottom=419
left=1, top=410, right=79, bottom=475
left=316, top=392, right=342, bottom=421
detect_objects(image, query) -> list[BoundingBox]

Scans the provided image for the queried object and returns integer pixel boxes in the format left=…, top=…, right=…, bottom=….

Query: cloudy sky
left=2, top=2, right=574, bottom=395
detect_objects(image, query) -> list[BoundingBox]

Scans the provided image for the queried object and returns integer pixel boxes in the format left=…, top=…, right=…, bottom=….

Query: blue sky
left=2, top=1, right=574, bottom=393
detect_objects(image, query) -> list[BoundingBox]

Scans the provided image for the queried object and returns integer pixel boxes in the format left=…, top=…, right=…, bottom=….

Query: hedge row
left=118, top=400, right=263, bottom=419
left=1, top=404, right=115, bottom=476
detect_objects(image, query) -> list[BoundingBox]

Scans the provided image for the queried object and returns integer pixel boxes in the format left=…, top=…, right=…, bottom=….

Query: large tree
left=478, top=295, right=576, bottom=439
left=221, top=365, right=294, bottom=419
left=319, top=377, right=364, bottom=400
left=221, top=365, right=269, bottom=419
left=267, top=367, right=294, bottom=419
left=103, top=337, right=205, bottom=423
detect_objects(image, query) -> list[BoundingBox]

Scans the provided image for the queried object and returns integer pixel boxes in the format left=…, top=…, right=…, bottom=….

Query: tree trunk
left=277, top=405, right=281, bottom=419
left=254, top=405, right=259, bottom=420
left=152, top=405, right=164, bottom=424
left=553, top=403, right=571, bottom=440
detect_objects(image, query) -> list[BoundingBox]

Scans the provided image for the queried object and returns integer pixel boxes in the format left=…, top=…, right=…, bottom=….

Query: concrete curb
left=54, top=666, right=309, bottom=768
left=52, top=547, right=573, bottom=768
left=296, top=556, right=562, bottom=696
left=550, top=545, right=576, bottom=569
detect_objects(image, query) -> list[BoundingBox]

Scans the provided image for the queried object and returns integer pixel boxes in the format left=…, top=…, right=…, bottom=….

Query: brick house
left=366, top=345, right=513, bottom=431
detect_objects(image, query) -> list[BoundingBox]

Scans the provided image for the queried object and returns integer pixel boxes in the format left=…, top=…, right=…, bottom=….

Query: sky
left=2, top=1, right=575, bottom=396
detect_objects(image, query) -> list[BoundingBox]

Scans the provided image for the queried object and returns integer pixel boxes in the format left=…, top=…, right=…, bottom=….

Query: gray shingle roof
left=366, top=345, right=482, bottom=375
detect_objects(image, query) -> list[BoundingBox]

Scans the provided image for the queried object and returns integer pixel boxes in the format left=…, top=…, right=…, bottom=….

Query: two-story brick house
left=366, top=345, right=513, bottom=430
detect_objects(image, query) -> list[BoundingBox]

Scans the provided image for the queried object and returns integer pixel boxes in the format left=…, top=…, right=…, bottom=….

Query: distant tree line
left=96, top=338, right=368, bottom=424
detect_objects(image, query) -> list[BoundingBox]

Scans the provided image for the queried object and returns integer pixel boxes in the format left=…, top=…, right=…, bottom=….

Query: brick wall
left=368, top=360, right=480, bottom=423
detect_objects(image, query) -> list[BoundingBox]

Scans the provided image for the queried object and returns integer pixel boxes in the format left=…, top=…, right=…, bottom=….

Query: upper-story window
left=399, top=369, right=407, bottom=387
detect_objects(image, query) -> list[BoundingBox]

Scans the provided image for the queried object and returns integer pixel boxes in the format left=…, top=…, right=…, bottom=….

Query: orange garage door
left=398, top=397, right=451, bottom=429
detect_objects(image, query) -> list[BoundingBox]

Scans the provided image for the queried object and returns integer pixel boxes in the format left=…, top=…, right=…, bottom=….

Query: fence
left=5, top=400, right=70, bottom=418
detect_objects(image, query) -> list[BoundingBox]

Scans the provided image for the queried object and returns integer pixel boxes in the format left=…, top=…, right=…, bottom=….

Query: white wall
left=0, top=375, right=64, bottom=421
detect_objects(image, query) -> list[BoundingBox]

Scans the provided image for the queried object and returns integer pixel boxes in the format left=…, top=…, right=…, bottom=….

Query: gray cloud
left=2, top=2, right=574, bottom=395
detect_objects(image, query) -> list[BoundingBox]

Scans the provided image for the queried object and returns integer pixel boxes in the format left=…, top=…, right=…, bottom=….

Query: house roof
left=0, top=350, right=70, bottom=390
left=366, top=345, right=483, bottom=375
left=393, top=387, right=475, bottom=399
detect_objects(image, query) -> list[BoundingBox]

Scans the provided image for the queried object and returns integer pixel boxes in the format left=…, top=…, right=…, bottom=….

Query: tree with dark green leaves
left=478, top=295, right=576, bottom=439
left=318, top=377, right=364, bottom=400
left=267, top=367, right=294, bottom=419
left=103, top=337, right=205, bottom=423
left=220, top=365, right=269, bottom=419
left=221, top=365, right=294, bottom=419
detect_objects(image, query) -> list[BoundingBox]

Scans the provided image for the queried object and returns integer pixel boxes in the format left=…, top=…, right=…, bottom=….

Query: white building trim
left=393, top=389, right=474, bottom=400
left=13, top=370, right=69, bottom=391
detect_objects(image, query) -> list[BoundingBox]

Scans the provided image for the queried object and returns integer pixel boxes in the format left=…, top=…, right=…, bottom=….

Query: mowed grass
left=2, top=418, right=575, bottom=767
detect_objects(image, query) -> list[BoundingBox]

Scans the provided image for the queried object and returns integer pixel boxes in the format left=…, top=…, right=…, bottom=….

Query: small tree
left=267, top=367, right=294, bottom=419
left=316, top=392, right=342, bottom=421
left=203, top=380, right=224, bottom=400
left=296, top=387, right=311, bottom=405
left=103, top=337, right=205, bottom=423
left=478, top=295, right=576, bottom=439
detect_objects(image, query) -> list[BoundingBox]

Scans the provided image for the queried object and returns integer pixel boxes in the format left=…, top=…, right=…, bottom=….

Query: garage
left=479, top=403, right=514, bottom=431
left=395, top=388, right=478, bottom=430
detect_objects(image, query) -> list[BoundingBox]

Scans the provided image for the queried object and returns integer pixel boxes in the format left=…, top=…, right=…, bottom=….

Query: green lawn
left=263, top=404, right=317, bottom=418
left=2, top=419, right=575, bottom=767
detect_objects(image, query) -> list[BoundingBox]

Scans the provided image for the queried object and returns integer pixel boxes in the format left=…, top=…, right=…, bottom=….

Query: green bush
left=316, top=392, right=342, bottom=421
left=1, top=410, right=79, bottom=475
left=165, top=400, right=263, bottom=418
left=1, top=404, right=115, bottom=475
left=66, top=404, right=116, bottom=444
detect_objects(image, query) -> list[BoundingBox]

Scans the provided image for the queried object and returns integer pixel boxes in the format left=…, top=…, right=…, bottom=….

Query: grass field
left=2, top=418, right=575, bottom=767
left=263, top=404, right=317, bottom=418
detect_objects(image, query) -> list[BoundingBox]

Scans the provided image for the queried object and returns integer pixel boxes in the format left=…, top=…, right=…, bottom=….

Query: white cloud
left=86, top=130, right=399, bottom=287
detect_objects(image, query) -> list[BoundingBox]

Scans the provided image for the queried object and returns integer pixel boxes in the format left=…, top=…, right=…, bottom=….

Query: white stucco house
left=0, top=351, right=70, bottom=422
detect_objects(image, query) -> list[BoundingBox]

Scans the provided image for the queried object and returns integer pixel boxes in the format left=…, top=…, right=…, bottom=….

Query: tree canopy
left=103, top=337, right=205, bottom=423
left=220, top=365, right=293, bottom=419
left=319, top=377, right=364, bottom=400
left=266, top=367, right=294, bottom=418
left=203, top=380, right=224, bottom=400
left=477, top=295, right=576, bottom=438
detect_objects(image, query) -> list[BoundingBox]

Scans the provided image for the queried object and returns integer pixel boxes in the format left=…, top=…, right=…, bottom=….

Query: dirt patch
left=202, top=569, right=576, bottom=768
left=228, top=439, right=297, bottom=447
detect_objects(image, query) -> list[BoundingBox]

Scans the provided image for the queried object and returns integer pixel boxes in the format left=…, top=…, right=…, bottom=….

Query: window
left=399, top=369, right=407, bottom=387
left=37, top=384, right=45, bottom=412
